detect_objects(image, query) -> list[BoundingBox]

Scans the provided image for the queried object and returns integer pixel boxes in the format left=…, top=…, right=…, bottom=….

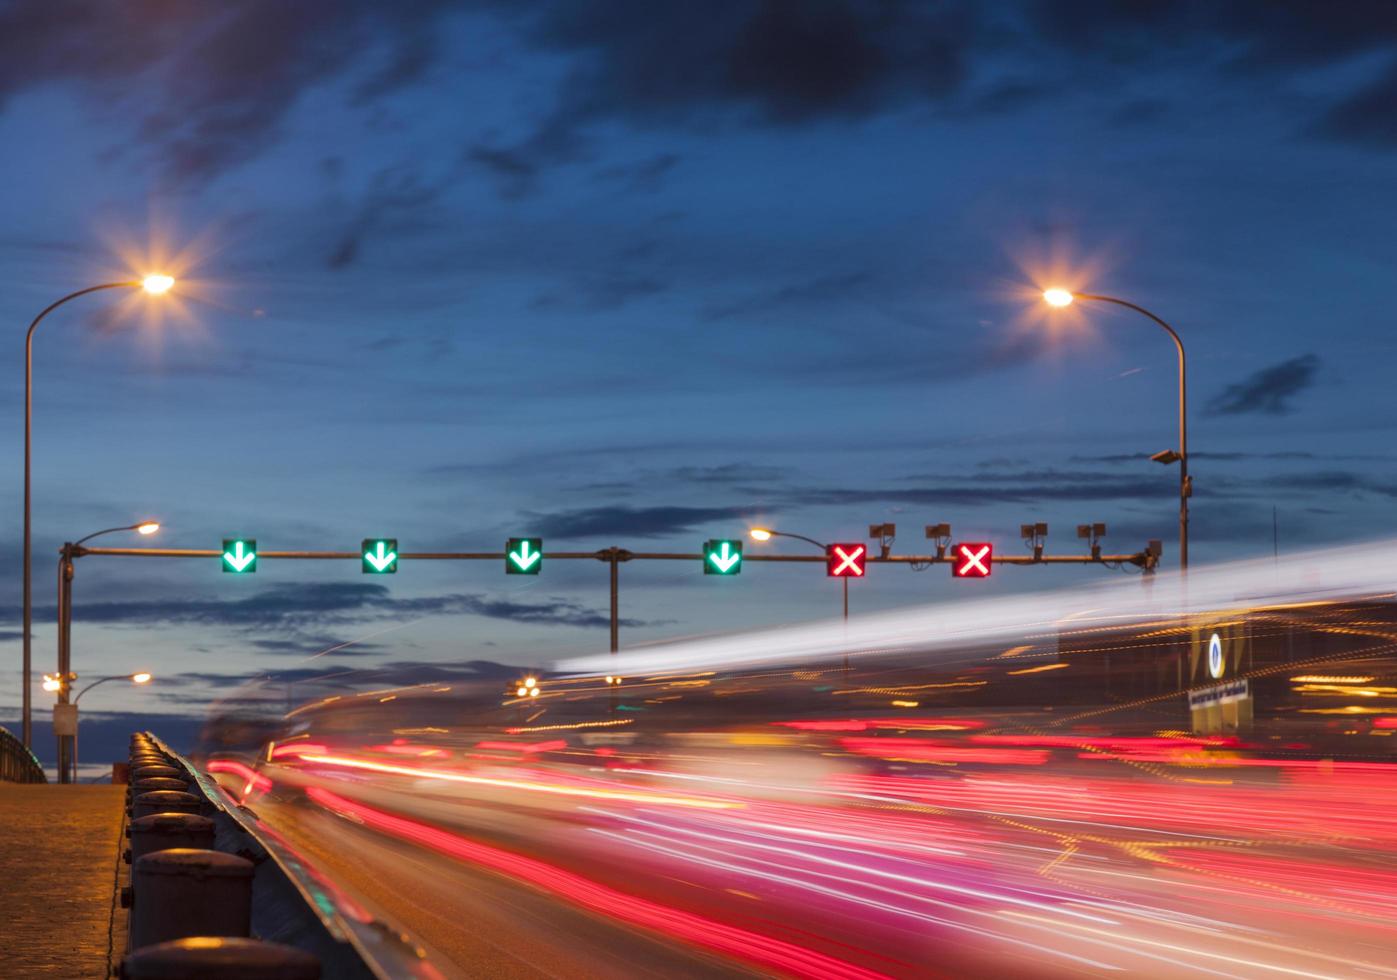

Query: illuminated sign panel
left=1207, top=632, right=1224, bottom=679
left=362, top=538, right=398, bottom=574
left=506, top=538, right=543, bottom=575
left=952, top=542, right=992, bottom=578
left=826, top=543, right=866, bottom=578
left=703, top=539, right=743, bottom=575
left=221, top=539, right=257, bottom=574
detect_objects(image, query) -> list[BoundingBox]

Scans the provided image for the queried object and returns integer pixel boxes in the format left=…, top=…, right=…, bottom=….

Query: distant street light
left=22, top=277, right=175, bottom=749
left=70, top=671, right=153, bottom=783
left=54, top=521, right=161, bottom=782
left=1042, top=289, right=1190, bottom=570
left=73, top=671, right=153, bottom=705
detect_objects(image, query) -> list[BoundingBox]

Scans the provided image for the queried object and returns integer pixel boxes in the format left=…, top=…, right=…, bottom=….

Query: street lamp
left=53, top=521, right=161, bottom=782
left=1042, top=289, right=1190, bottom=570
left=69, top=671, right=153, bottom=783
left=748, top=527, right=852, bottom=620
left=22, top=276, right=175, bottom=748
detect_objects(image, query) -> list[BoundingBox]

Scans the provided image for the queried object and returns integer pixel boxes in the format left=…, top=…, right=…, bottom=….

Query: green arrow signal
left=222, top=539, right=257, bottom=574
left=362, top=538, right=398, bottom=574
left=703, top=539, right=743, bottom=575
left=506, top=538, right=542, bottom=574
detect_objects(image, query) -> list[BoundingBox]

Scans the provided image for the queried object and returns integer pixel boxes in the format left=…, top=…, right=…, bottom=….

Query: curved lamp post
left=69, top=671, right=152, bottom=783
left=53, top=521, right=159, bottom=782
left=1043, top=289, right=1190, bottom=570
left=751, top=527, right=853, bottom=673
left=21, top=275, right=173, bottom=748
left=749, top=527, right=849, bottom=619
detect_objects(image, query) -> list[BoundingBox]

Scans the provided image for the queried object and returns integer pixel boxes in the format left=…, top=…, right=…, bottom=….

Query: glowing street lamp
left=54, top=521, right=161, bottom=782
left=1042, top=288, right=1190, bottom=570
left=21, top=276, right=175, bottom=749
left=69, top=671, right=154, bottom=783
left=748, top=527, right=857, bottom=622
left=142, top=274, right=175, bottom=295
left=74, top=671, right=155, bottom=705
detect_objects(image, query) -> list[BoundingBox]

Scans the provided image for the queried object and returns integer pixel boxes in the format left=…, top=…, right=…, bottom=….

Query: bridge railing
left=0, top=725, right=46, bottom=783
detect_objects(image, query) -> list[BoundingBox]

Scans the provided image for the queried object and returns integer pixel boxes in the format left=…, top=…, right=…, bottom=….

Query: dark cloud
left=780, top=475, right=1172, bottom=508
left=533, top=1, right=968, bottom=128
left=163, top=658, right=521, bottom=692
left=595, top=152, right=682, bottom=192
left=247, top=636, right=385, bottom=657
left=668, top=463, right=787, bottom=485
left=1206, top=354, right=1320, bottom=416
left=0, top=1, right=461, bottom=184
left=530, top=274, right=669, bottom=313
left=466, top=144, right=541, bottom=199
left=2, top=582, right=639, bottom=633
left=1313, top=61, right=1397, bottom=147
left=329, top=163, right=452, bottom=268
left=1073, top=450, right=1395, bottom=465
left=3, top=0, right=1396, bottom=194
left=703, top=270, right=874, bottom=321
left=528, top=505, right=759, bottom=539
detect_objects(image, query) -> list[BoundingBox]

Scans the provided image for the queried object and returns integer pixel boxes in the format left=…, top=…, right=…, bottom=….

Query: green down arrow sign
left=362, top=538, right=398, bottom=574
left=703, top=539, right=743, bottom=575
left=506, top=538, right=543, bottom=575
left=222, top=538, right=257, bottom=573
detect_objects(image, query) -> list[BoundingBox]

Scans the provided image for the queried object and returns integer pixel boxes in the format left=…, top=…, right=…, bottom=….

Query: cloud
left=1206, top=354, right=1320, bottom=416
left=667, top=463, right=787, bottom=485
left=466, top=144, right=541, bottom=199
left=1072, top=450, right=1396, bottom=465
left=531, top=1, right=969, bottom=127
left=4, top=0, right=1397, bottom=196
left=527, top=505, right=759, bottom=539
left=530, top=273, right=669, bottom=313
left=1, top=582, right=640, bottom=633
left=1313, top=60, right=1397, bottom=147
left=703, top=270, right=874, bottom=320
left=328, top=162, right=453, bottom=268
left=0, top=2, right=461, bottom=184
left=246, top=636, right=386, bottom=657
left=780, top=475, right=1172, bottom=508
left=595, top=152, right=682, bottom=192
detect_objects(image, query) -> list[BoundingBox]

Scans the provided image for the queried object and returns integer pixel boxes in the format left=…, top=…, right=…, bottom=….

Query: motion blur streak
left=205, top=759, right=271, bottom=799
left=291, top=751, right=738, bottom=808
left=558, top=539, right=1397, bottom=675
left=304, top=788, right=889, bottom=980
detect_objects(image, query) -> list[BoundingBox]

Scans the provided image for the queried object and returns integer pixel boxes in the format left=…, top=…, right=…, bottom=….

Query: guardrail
left=0, top=724, right=45, bottom=782
left=125, top=731, right=436, bottom=979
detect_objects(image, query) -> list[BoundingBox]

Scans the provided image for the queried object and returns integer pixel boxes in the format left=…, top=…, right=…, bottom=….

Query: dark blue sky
left=3, top=1, right=1396, bottom=732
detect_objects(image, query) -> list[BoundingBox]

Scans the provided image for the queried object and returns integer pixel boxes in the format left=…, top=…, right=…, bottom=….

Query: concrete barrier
left=128, top=849, right=253, bottom=949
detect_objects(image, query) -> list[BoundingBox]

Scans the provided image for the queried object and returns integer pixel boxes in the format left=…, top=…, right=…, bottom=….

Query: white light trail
left=557, top=538, right=1396, bottom=675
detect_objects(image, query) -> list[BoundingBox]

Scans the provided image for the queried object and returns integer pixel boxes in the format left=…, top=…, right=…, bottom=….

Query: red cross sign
left=826, top=543, right=866, bottom=578
left=952, top=542, right=992, bottom=578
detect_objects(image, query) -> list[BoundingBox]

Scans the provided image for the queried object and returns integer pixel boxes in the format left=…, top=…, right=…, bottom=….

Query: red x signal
left=952, top=542, right=992, bottom=578
left=826, top=543, right=866, bottom=578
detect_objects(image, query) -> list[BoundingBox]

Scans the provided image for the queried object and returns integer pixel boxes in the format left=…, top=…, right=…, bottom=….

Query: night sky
left=3, top=1, right=1396, bottom=753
